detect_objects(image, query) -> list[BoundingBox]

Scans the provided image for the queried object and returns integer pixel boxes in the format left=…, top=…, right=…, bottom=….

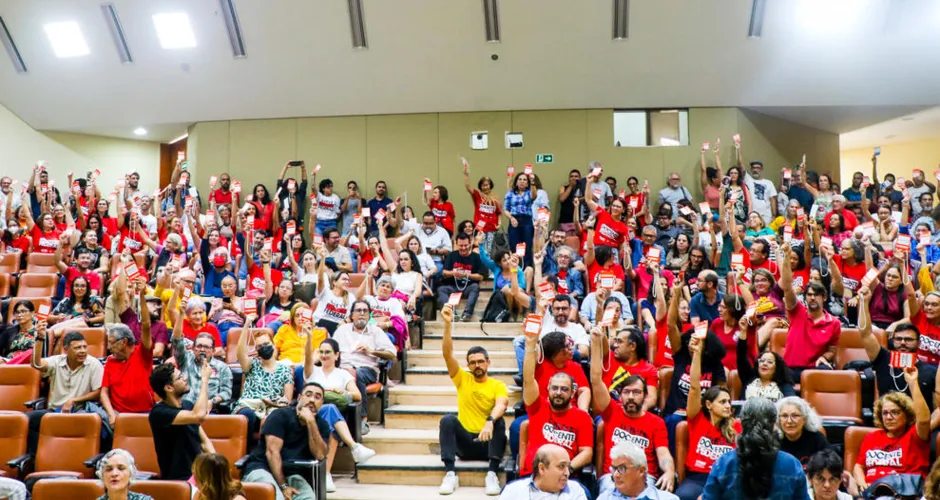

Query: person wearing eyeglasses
left=596, top=441, right=679, bottom=500
left=169, top=310, right=232, bottom=414
left=907, top=290, right=940, bottom=365
left=657, top=173, right=692, bottom=221
left=101, top=285, right=155, bottom=428
left=853, top=368, right=931, bottom=493
left=775, top=397, right=829, bottom=469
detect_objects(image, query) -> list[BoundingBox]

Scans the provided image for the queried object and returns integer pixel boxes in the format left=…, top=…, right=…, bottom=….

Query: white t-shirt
left=313, top=288, right=356, bottom=324
left=316, top=193, right=342, bottom=221
left=392, top=272, right=421, bottom=298
left=539, top=315, right=590, bottom=346
left=697, top=232, right=723, bottom=254
left=366, top=295, right=406, bottom=320
left=306, top=366, right=354, bottom=392
left=745, top=174, right=778, bottom=224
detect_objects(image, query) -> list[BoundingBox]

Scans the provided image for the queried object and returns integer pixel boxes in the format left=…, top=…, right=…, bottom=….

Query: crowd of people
left=3, top=138, right=940, bottom=499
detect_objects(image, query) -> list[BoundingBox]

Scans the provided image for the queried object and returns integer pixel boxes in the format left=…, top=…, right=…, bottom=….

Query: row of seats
left=0, top=413, right=248, bottom=481
left=32, top=479, right=275, bottom=499
left=0, top=273, right=57, bottom=299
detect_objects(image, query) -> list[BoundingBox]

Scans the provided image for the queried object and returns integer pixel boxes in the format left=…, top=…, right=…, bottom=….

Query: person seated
left=854, top=374, right=931, bottom=493
left=168, top=283, right=222, bottom=358
left=334, top=300, right=398, bottom=436
left=192, top=453, right=247, bottom=500
left=512, top=297, right=589, bottom=381
left=96, top=449, right=154, bottom=500
left=0, top=477, right=26, bottom=500
left=702, top=398, right=809, bottom=500
left=47, top=276, right=104, bottom=349
left=101, top=311, right=155, bottom=426
left=598, top=327, right=659, bottom=410
left=578, top=285, right=633, bottom=329
left=240, top=382, right=330, bottom=499
left=806, top=449, right=854, bottom=500
left=233, top=315, right=294, bottom=450
left=362, top=275, right=408, bottom=349
left=170, top=319, right=232, bottom=413
left=155, top=268, right=201, bottom=329
left=302, top=336, right=377, bottom=492
left=597, top=442, right=679, bottom=500
left=498, top=444, right=588, bottom=500
left=109, top=266, right=169, bottom=359
left=275, top=304, right=324, bottom=365
left=311, top=249, right=356, bottom=337
left=55, top=234, right=103, bottom=296
left=775, top=396, right=830, bottom=467
left=149, top=360, right=216, bottom=481
left=206, top=275, right=245, bottom=347
left=435, top=232, right=486, bottom=322
left=735, top=316, right=795, bottom=401
left=0, top=300, right=42, bottom=364
left=200, top=247, right=237, bottom=299
left=689, top=271, right=722, bottom=324
left=261, top=279, right=300, bottom=332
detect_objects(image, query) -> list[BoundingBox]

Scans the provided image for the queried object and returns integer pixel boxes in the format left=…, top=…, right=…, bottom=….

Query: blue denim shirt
left=702, top=450, right=810, bottom=500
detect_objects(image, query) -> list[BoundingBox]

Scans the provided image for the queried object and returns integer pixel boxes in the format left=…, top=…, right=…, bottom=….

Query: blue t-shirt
left=366, top=197, right=393, bottom=233
left=787, top=185, right=815, bottom=213
left=689, top=291, right=723, bottom=323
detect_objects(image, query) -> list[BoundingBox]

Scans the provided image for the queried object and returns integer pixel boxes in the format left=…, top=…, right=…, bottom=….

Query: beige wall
left=188, top=108, right=839, bottom=221
left=42, top=131, right=161, bottom=195
left=841, top=138, right=940, bottom=188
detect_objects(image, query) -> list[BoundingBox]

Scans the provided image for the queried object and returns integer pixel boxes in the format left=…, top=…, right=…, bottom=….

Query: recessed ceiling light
left=886, top=134, right=897, bottom=139
left=152, top=13, right=196, bottom=49
left=901, top=116, right=915, bottom=121
left=44, top=21, right=90, bottom=58
left=134, top=127, right=147, bottom=136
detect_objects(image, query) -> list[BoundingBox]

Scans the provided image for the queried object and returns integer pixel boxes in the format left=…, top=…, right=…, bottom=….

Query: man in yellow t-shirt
left=438, top=304, right=509, bottom=496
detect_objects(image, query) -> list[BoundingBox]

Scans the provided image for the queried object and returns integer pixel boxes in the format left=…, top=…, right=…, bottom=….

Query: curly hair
left=737, top=398, right=780, bottom=499
left=874, top=391, right=916, bottom=430
left=925, top=453, right=940, bottom=500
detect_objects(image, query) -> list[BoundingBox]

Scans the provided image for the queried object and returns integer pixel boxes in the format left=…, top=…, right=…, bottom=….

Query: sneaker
left=439, top=471, right=459, bottom=495
left=326, top=472, right=336, bottom=493
left=360, top=419, right=371, bottom=436
left=461, top=314, right=473, bottom=322
left=485, top=471, right=500, bottom=496
left=512, top=374, right=523, bottom=387
left=351, top=443, right=376, bottom=464
left=453, top=315, right=464, bottom=323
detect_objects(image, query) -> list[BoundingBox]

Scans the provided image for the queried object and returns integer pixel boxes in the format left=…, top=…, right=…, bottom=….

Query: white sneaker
left=360, top=419, right=371, bottom=436
left=351, top=443, right=376, bottom=464
left=439, top=471, right=458, bottom=495
left=485, top=471, right=500, bottom=496
left=326, top=472, right=336, bottom=493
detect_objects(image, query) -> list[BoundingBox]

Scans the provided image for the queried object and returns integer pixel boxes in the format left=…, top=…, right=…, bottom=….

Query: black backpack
left=480, top=289, right=510, bottom=324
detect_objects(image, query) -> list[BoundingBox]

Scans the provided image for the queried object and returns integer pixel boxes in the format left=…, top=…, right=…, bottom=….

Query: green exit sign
left=536, top=154, right=553, bottom=163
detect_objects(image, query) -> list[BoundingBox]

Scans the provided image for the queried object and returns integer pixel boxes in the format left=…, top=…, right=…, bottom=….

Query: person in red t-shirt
left=708, top=289, right=750, bottom=371
left=648, top=275, right=691, bottom=367
left=624, top=176, right=648, bottom=223
left=209, top=173, right=239, bottom=208
left=599, top=328, right=659, bottom=411
left=853, top=371, right=931, bottom=492
left=25, top=210, right=62, bottom=254
left=424, top=184, right=456, bottom=234
left=530, top=331, right=591, bottom=412
left=171, top=287, right=223, bottom=357
left=589, top=326, right=675, bottom=497
left=675, top=335, right=740, bottom=500
left=463, top=165, right=502, bottom=245
left=101, top=287, right=156, bottom=426
left=585, top=194, right=629, bottom=250
left=910, top=292, right=940, bottom=364
left=54, top=235, right=103, bottom=296
left=828, top=237, right=869, bottom=303
left=520, top=331, right=594, bottom=480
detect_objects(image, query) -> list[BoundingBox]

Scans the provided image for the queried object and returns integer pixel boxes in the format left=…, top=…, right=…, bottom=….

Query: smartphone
left=223, top=296, right=232, bottom=304
left=721, top=176, right=731, bottom=187
left=288, top=160, right=303, bottom=167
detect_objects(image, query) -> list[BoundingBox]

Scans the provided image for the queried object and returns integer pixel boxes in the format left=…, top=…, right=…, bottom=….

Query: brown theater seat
left=59, top=328, right=107, bottom=358
left=0, top=365, right=41, bottom=412
left=843, top=426, right=877, bottom=472
left=25, top=254, right=57, bottom=274
left=110, top=414, right=160, bottom=477
left=130, top=480, right=191, bottom=499
left=347, top=273, right=367, bottom=290
left=801, top=370, right=863, bottom=423
left=32, top=479, right=103, bottom=500
left=203, top=415, right=248, bottom=478
left=0, top=273, right=11, bottom=297
left=24, top=413, right=101, bottom=481
left=835, top=329, right=886, bottom=368
left=16, top=273, right=57, bottom=297
left=0, top=251, right=20, bottom=274
left=6, top=297, right=52, bottom=324
left=769, top=329, right=788, bottom=357
left=0, top=413, right=28, bottom=477
left=675, top=420, right=689, bottom=482
left=243, top=482, right=278, bottom=500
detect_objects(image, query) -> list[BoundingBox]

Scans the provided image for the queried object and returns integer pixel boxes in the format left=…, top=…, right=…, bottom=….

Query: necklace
left=890, top=366, right=909, bottom=393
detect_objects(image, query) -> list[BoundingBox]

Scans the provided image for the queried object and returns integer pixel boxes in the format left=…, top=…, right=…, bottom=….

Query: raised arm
left=907, top=366, right=931, bottom=441
left=779, top=242, right=797, bottom=311
left=440, top=304, right=460, bottom=379
left=686, top=336, right=705, bottom=419
left=666, top=280, right=684, bottom=360
left=856, top=287, right=881, bottom=361
left=699, top=150, right=709, bottom=193
left=53, top=233, right=69, bottom=274
left=589, top=326, right=611, bottom=414
left=237, top=314, right=256, bottom=372
left=522, top=329, right=540, bottom=407
left=139, top=282, right=152, bottom=351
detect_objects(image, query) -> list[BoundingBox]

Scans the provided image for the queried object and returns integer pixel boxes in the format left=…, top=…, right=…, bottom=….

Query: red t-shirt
left=102, top=345, right=155, bottom=413
left=685, top=413, right=741, bottom=474
left=625, top=193, right=646, bottom=217
left=30, top=225, right=61, bottom=254
left=709, top=318, right=757, bottom=370
left=182, top=320, right=222, bottom=347
left=64, top=267, right=102, bottom=297
left=856, top=426, right=930, bottom=482
left=246, top=262, right=283, bottom=299
left=471, top=190, right=500, bottom=233
left=832, top=255, right=866, bottom=297
left=911, top=310, right=940, bottom=364
left=9, top=235, right=30, bottom=254
left=99, top=216, right=119, bottom=237
left=783, top=301, right=841, bottom=369
left=653, top=317, right=691, bottom=367
left=824, top=209, right=859, bottom=232
left=117, top=226, right=145, bottom=254
left=601, top=355, right=658, bottom=392
left=600, top=406, right=667, bottom=475
left=534, top=360, right=589, bottom=395
left=587, top=261, right=625, bottom=293
left=519, top=396, right=594, bottom=477
left=250, top=201, right=276, bottom=233
left=593, top=208, right=628, bottom=249
left=791, top=267, right=811, bottom=293
left=157, top=228, right=189, bottom=249
left=633, top=265, right=674, bottom=302
left=429, top=200, right=455, bottom=233
left=210, top=189, right=237, bottom=206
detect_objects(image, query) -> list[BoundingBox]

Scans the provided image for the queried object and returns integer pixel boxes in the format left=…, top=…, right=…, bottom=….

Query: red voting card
left=890, top=351, right=915, bottom=369
left=447, top=292, right=462, bottom=306
left=36, top=304, right=50, bottom=322
left=523, top=314, right=542, bottom=337
left=243, top=299, right=257, bottom=316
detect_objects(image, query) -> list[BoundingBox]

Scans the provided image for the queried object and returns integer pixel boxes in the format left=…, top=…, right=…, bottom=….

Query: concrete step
left=424, top=321, right=522, bottom=337
left=423, top=334, right=515, bottom=351
left=356, top=454, right=506, bottom=487
left=388, top=384, right=521, bottom=407
left=360, top=426, right=442, bottom=455
left=329, top=476, right=489, bottom=499
left=384, top=405, right=517, bottom=430
left=407, top=350, right=518, bottom=370
left=405, top=367, right=517, bottom=386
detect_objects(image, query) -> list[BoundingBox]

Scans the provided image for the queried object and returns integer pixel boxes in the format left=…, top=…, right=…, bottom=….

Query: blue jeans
left=318, top=403, right=345, bottom=438
left=513, top=335, right=582, bottom=374
left=507, top=213, right=535, bottom=268
left=216, top=322, right=239, bottom=347
left=509, top=414, right=528, bottom=462
left=676, top=472, right=708, bottom=500
left=664, top=413, right=685, bottom=458
left=315, top=219, right=338, bottom=236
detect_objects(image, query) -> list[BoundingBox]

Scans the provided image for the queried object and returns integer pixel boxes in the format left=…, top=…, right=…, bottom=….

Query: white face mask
left=423, top=227, right=434, bottom=235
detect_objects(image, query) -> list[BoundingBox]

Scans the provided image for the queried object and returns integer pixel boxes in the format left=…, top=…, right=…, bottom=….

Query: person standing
left=438, top=303, right=508, bottom=496
left=504, top=172, right=537, bottom=268
left=657, top=173, right=692, bottom=220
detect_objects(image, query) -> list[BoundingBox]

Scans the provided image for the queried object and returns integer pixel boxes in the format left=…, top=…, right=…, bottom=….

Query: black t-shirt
left=873, top=347, right=937, bottom=412
left=243, top=407, right=331, bottom=476
left=441, top=251, right=487, bottom=287
left=664, top=340, right=727, bottom=416
left=149, top=400, right=202, bottom=480
left=779, top=430, right=829, bottom=469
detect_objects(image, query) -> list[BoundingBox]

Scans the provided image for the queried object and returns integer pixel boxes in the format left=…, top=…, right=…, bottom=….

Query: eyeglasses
left=894, top=337, right=917, bottom=344
left=620, top=389, right=644, bottom=397
left=881, top=409, right=903, bottom=418
left=107, top=338, right=127, bottom=347
left=609, top=464, right=637, bottom=475
left=14, top=309, right=30, bottom=315
left=779, top=413, right=802, bottom=422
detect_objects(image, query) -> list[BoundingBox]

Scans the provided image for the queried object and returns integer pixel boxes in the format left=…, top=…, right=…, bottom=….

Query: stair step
left=361, top=426, right=442, bottom=455
left=406, top=350, right=518, bottom=370
left=329, top=477, right=489, bottom=499
left=384, top=405, right=517, bottom=430
left=405, top=367, right=517, bottom=386
left=424, top=321, right=522, bottom=337
left=423, top=334, right=515, bottom=351
left=388, top=385, right=521, bottom=407
left=356, top=454, right=505, bottom=487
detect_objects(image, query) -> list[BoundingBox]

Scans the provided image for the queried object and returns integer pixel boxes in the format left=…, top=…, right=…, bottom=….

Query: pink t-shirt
left=783, top=301, right=841, bottom=369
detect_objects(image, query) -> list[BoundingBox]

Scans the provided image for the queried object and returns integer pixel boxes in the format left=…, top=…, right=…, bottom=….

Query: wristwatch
left=280, top=483, right=290, bottom=491
left=486, top=416, right=494, bottom=422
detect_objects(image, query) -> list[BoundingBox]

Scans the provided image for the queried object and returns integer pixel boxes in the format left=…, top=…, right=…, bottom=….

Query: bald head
left=532, top=444, right=571, bottom=492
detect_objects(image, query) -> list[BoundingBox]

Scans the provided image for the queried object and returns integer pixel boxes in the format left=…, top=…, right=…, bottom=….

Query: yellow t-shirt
left=274, top=324, right=326, bottom=364
left=453, top=370, right=508, bottom=434
left=156, top=287, right=202, bottom=330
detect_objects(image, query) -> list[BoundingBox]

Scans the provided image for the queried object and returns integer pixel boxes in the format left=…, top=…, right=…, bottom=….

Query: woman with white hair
left=97, top=448, right=153, bottom=500
left=169, top=285, right=223, bottom=358
left=775, top=396, right=830, bottom=467
left=702, top=398, right=809, bottom=499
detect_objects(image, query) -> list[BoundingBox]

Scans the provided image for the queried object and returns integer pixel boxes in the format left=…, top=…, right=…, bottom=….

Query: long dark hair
left=397, top=248, right=420, bottom=274
left=69, top=276, right=94, bottom=311
left=737, top=398, right=779, bottom=499
left=251, top=184, right=272, bottom=205
left=85, top=213, right=106, bottom=243
left=320, top=338, right=341, bottom=368
left=879, top=264, right=906, bottom=315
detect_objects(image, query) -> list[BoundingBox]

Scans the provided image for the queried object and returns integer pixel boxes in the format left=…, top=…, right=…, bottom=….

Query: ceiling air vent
left=219, top=0, right=246, bottom=58
left=0, top=16, right=26, bottom=73
left=612, top=0, right=629, bottom=40
left=483, top=0, right=500, bottom=43
left=747, top=0, right=766, bottom=38
left=101, top=3, right=133, bottom=63
left=348, top=0, right=367, bottom=49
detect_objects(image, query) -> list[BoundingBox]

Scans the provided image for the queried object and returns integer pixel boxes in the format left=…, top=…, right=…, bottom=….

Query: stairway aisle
left=329, top=312, right=522, bottom=500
